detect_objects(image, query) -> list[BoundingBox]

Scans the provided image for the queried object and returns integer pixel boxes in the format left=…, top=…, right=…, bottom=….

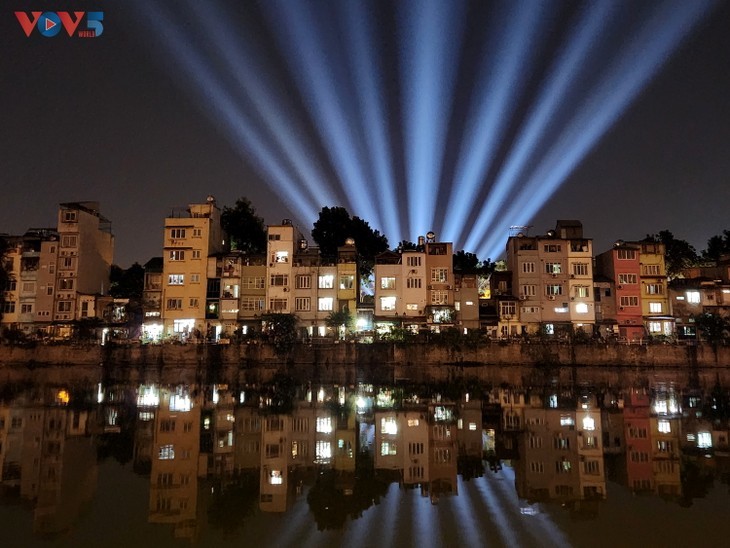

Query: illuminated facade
left=506, top=220, right=595, bottom=336
left=638, top=241, right=673, bottom=337
left=595, top=243, right=644, bottom=341
left=161, top=196, right=225, bottom=338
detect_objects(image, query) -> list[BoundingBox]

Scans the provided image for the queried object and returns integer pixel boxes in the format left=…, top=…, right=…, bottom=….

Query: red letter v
left=59, top=12, right=85, bottom=37
left=15, top=12, right=42, bottom=37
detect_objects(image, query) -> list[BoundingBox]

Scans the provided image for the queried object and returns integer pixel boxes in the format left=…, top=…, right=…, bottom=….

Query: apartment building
left=506, top=221, right=595, bottom=336
left=54, top=202, right=114, bottom=328
left=638, top=241, right=673, bottom=337
left=161, top=196, right=225, bottom=338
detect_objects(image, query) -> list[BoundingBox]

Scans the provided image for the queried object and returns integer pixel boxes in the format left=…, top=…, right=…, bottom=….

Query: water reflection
left=2, top=377, right=730, bottom=543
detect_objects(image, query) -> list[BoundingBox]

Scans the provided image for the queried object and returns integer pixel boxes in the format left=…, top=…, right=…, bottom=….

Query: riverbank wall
left=1, top=342, right=729, bottom=387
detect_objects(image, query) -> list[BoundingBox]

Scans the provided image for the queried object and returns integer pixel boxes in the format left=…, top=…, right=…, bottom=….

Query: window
left=628, top=427, right=648, bottom=439
left=268, top=233, right=281, bottom=241
left=544, top=244, right=561, bottom=252
left=574, top=286, right=589, bottom=298
left=56, top=301, right=71, bottom=312
left=191, top=274, right=200, bottom=283
left=431, top=290, right=448, bottom=305
left=241, top=297, right=264, bottom=311
left=529, top=436, right=542, bottom=449
left=582, top=416, right=595, bottom=430
left=189, top=298, right=198, bottom=308
left=643, top=264, right=661, bottom=275
left=555, top=460, right=572, bottom=473
left=158, top=445, right=175, bottom=460
left=305, top=417, right=328, bottom=436
left=546, top=284, right=563, bottom=296
left=409, top=442, right=424, bottom=455
left=270, top=274, right=289, bottom=286
left=243, top=276, right=264, bottom=289
left=61, top=235, right=78, bottom=248
left=434, top=448, right=451, bottom=464
left=265, top=444, right=281, bottom=458
left=618, top=273, right=637, bottom=284
left=431, top=268, right=448, bottom=283
left=658, top=420, right=671, bottom=433
left=168, top=274, right=184, bottom=285
left=545, top=262, right=562, bottom=274
left=686, top=290, right=701, bottom=304
left=575, top=302, right=589, bottom=313
left=406, top=303, right=418, bottom=311
left=61, top=257, right=74, bottom=269
left=500, top=302, right=516, bottom=316
left=318, top=275, right=334, bottom=289
left=380, top=276, right=396, bottom=289
left=295, top=297, right=311, bottom=311
left=619, top=296, right=639, bottom=307
left=380, top=296, right=396, bottom=311
left=315, top=440, right=332, bottom=462
left=170, top=228, right=186, bottom=239
left=63, top=210, right=77, bottom=222
left=617, top=249, right=636, bottom=260
left=648, top=321, right=662, bottom=333
left=296, top=275, right=311, bottom=289
left=160, top=419, right=175, bottom=433
left=269, top=298, right=287, bottom=312
left=193, top=228, right=202, bottom=237
left=169, top=250, right=185, bottom=261
left=407, top=277, right=422, bottom=289
left=649, top=302, right=662, bottom=313
left=554, top=437, right=570, bottom=450
left=339, top=275, right=355, bottom=290
left=514, top=286, right=533, bottom=300
left=268, top=470, right=283, bottom=485
left=407, top=256, right=421, bottom=267
left=192, top=250, right=201, bottom=259
left=274, top=251, right=289, bottom=263
left=3, top=301, right=16, bottom=314
left=381, top=441, right=397, bottom=456
left=584, top=460, right=600, bottom=475
left=645, top=283, right=664, bottom=295
left=59, top=278, right=74, bottom=290
left=318, top=297, right=334, bottom=311
left=530, top=462, right=544, bottom=473
left=522, top=262, right=535, bottom=274
left=20, top=303, right=33, bottom=314
left=572, top=263, right=588, bottom=276
left=381, top=417, right=398, bottom=435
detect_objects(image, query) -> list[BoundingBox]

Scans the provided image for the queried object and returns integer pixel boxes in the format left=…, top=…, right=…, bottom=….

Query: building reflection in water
left=2, top=376, right=730, bottom=540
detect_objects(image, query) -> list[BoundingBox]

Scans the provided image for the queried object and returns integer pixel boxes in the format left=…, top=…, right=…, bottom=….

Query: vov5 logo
left=15, top=11, right=104, bottom=38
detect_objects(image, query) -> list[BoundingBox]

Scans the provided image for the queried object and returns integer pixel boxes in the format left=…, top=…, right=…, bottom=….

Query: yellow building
left=161, top=196, right=225, bottom=339
left=638, top=241, right=673, bottom=337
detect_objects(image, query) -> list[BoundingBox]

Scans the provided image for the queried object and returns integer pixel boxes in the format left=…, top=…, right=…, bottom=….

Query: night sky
left=1, top=1, right=729, bottom=267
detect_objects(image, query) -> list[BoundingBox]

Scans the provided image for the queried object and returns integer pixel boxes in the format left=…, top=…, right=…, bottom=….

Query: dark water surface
left=2, top=370, right=730, bottom=547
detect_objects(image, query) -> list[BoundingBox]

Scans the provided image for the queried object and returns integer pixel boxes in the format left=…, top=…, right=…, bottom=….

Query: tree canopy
left=703, top=230, right=730, bottom=265
left=311, top=206, right=389, bottom=274
left=109, top=263, right=144, bottom=299
left=645, top=230, right=698, bottom=278
left=221, top=197, right=267, bottom=255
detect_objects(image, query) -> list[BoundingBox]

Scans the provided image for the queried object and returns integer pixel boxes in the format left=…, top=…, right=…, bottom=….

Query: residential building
left=595, top=243, right=644, bottom=341
left=506, top=221, right=595, bottom=337
left=161, top=196, right=225, bottom=339
left=53, top=202, right=114, bottom=331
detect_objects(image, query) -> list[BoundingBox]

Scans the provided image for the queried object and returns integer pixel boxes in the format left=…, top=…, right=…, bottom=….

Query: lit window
left=582, top=416, right=595, bottom=431
left=380, top=296, right=396, bottom=311
left=380, top=276, right=396, bottom=289
left=469, top=422, right=477, bottom=431
left=545, top=262, right=562, bottom=274
left=686, top=291, right=700, bottom=304
left=381, top=417, right=398, bottom=435
left=316, top=416, right=332, bottom=434
left=560, top=415, right=574, bottom=426
left=698, top=432, right=712, bottom=449
left=648, top=322, right=662, bottom=333
left=318, top=297, right=334, bottom=311
left=169, top=250, right=185, bottom=261
left=318, top=275, right=334, bottom=289
left=168, top=274, right=184, bottom=285
left=649, top=302, right=662, bottom=313
left=658, top=420, right=671, bottom=433
left=339, top=275, right=355, bottom=290
left=158, top=445, right=175, bottom=460
left=431, top=291, right=448, bottom=305
left=316, top=440, right=332, bottom=462
left=618, top=273, right=637, bottom=284
left=381, top=441, right=397, bottom=456
left=575, top=303, right=589, bottom=314
left=269, top=470, right=283, bottom=485
left=574, top=286, right=589, bottom=298
left=431, top=268, right=448, bottom=283
left=274, top=251, right=289, bottom=263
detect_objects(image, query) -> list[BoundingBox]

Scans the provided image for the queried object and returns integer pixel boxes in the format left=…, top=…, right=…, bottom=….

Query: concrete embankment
left=0, top=341, right=728, bottom=387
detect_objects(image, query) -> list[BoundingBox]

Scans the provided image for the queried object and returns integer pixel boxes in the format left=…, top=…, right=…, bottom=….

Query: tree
left=311, top=206, right=389, bottom=275
left=325, top=310, right=353, bottom=339
left=395, top=239, right=418, bottom=251
left=221, top=197, right=266, bottom=255
left=645, top=230, right=698, bottom=278
left=109, top=263, right=144, bottom=299
left=260, top=313, right=298, bottom=355
left=694, top=312, right=729, bottom=345
left=702, top=230, right=730, bottom=265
